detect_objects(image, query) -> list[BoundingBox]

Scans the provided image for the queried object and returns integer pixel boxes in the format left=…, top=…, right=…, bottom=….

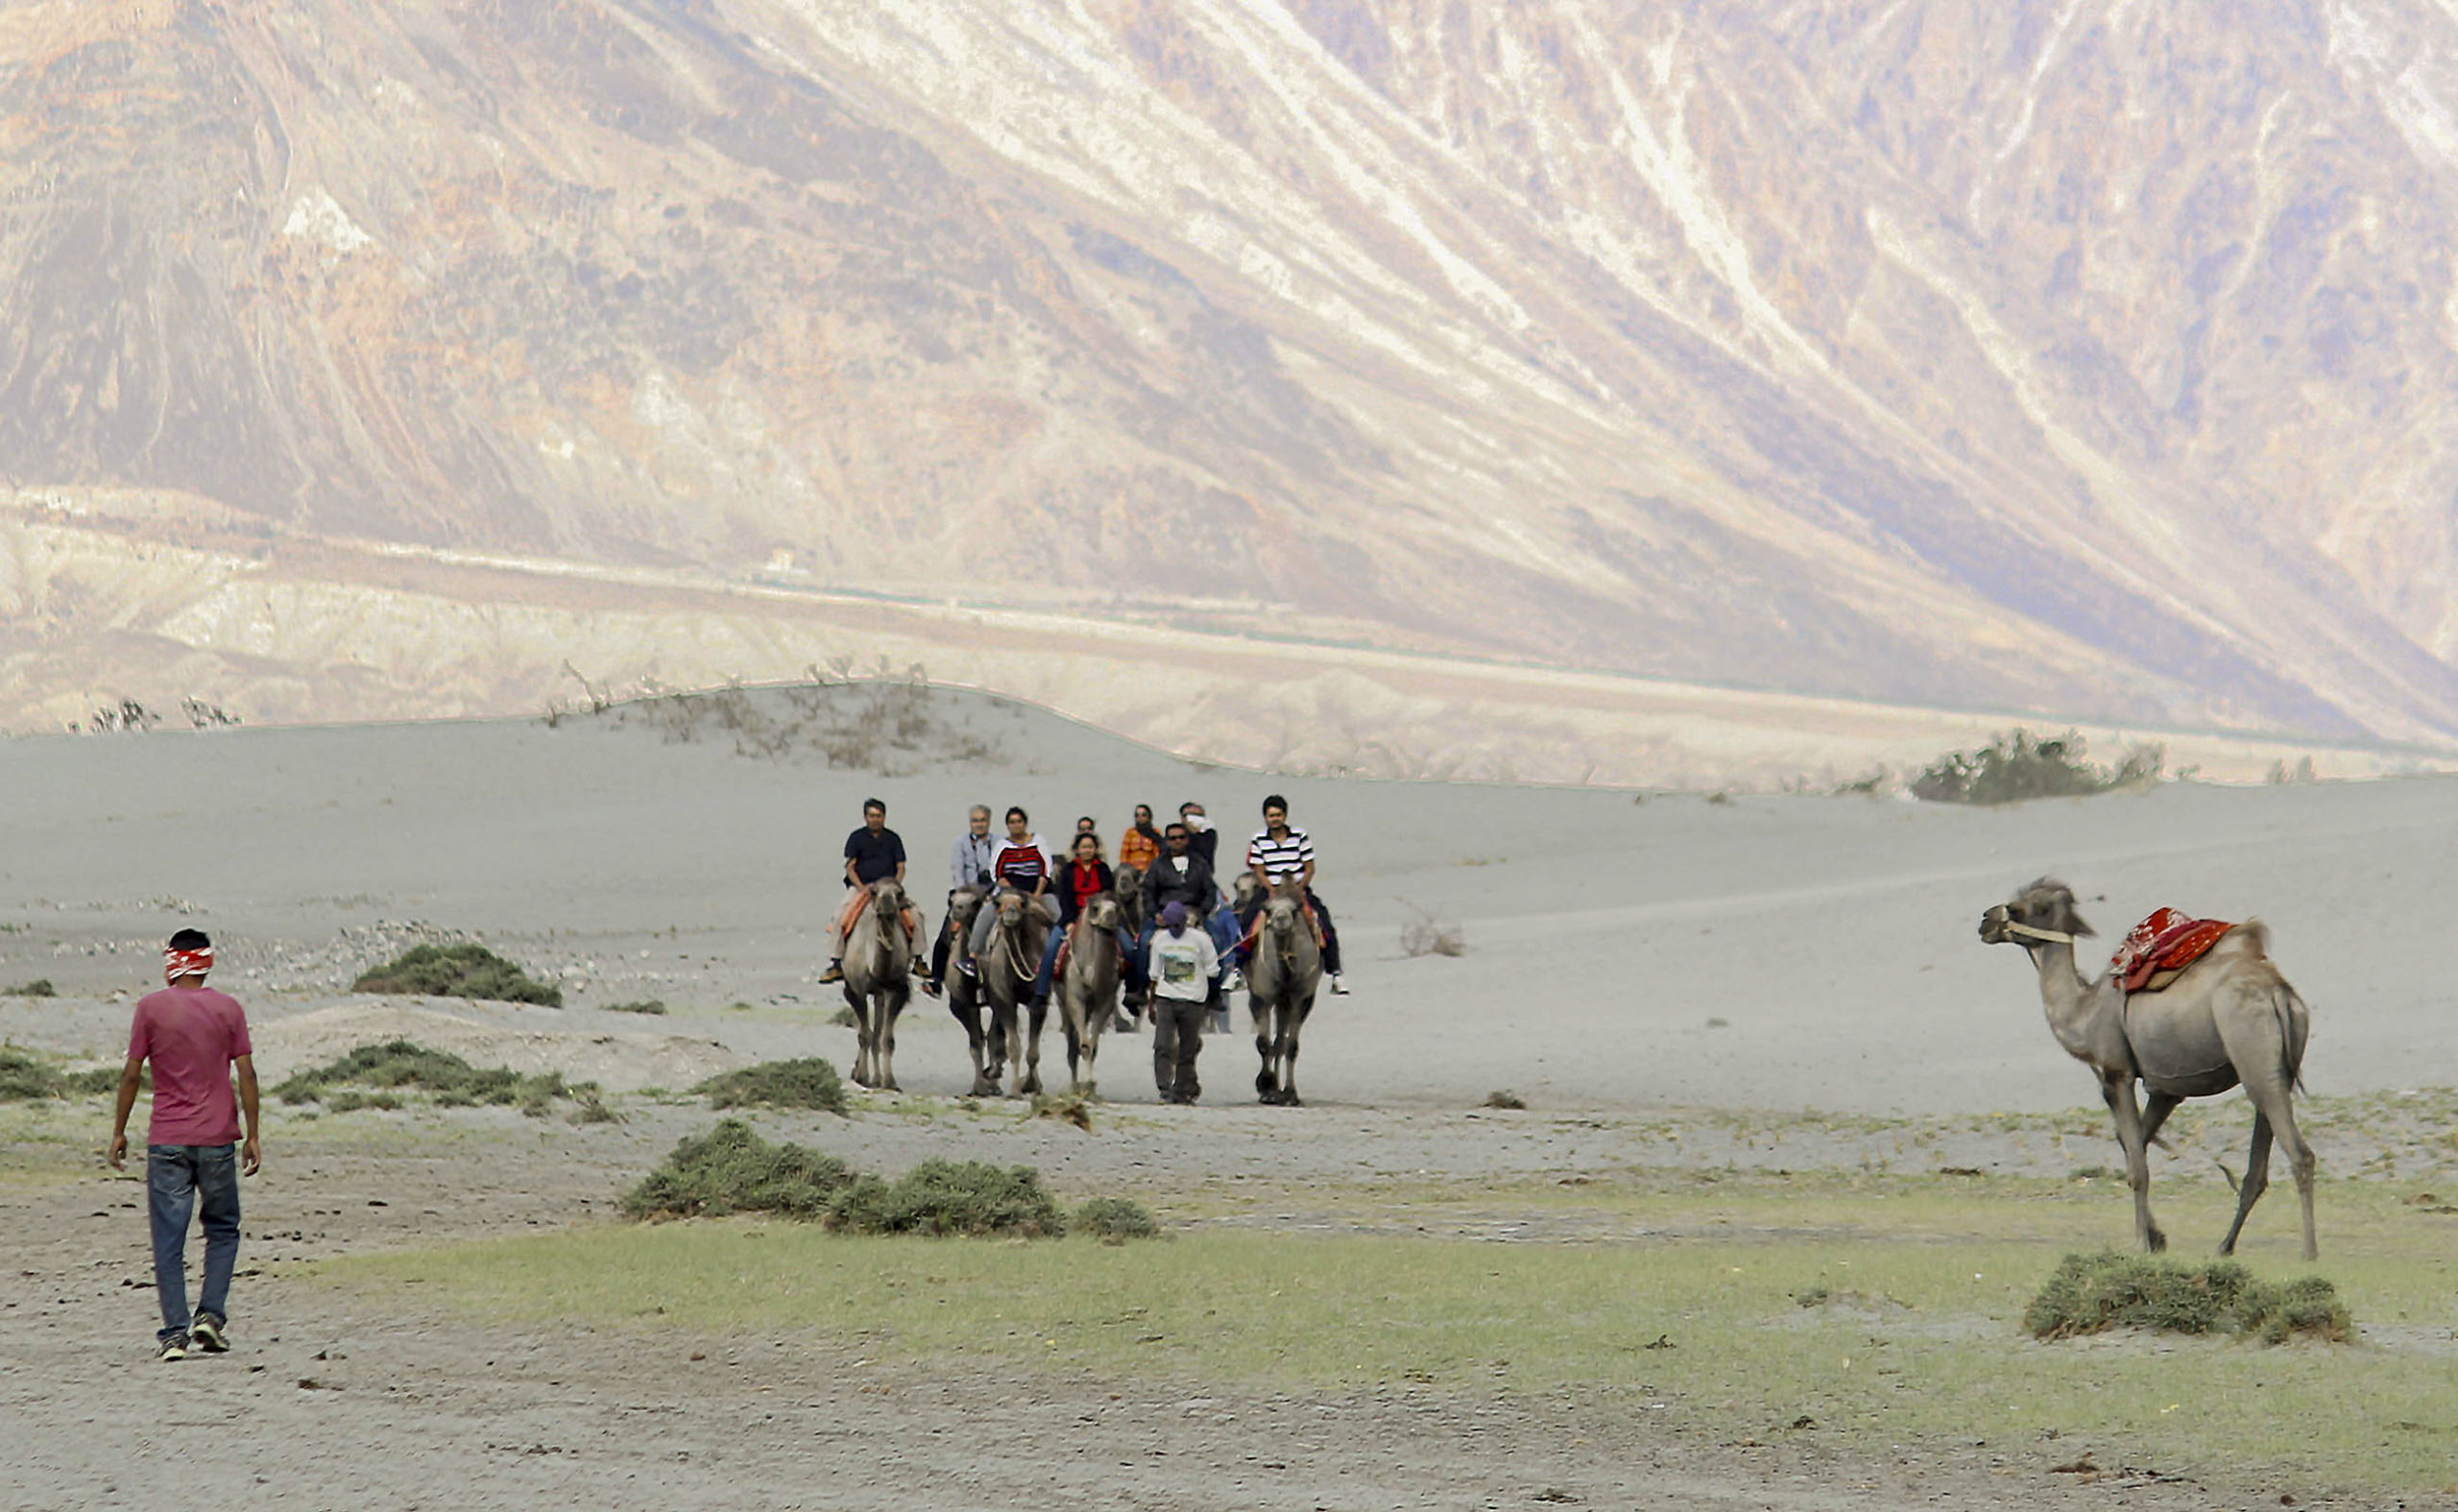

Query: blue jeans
left=148, top=1144, right=241, bottom=1342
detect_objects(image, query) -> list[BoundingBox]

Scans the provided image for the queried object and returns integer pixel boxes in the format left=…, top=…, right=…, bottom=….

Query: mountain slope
left=1, top=0, right=2454, bottom=748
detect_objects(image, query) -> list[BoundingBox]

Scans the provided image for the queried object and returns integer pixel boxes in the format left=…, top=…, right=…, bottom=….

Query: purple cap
left=1160, top=900, right=1189, bottom=928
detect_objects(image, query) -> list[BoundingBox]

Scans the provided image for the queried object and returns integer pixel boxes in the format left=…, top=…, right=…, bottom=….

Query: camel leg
left=2139, top=1092, right=2182, bottom=1150
left=2216, top=1112, right=2272, bottom=1257
left=1021, top=995, right=1047, bottom=1096
left=1062, top=991, right=1085, bottom=1089
left=1280, top=991, right=1314, bottom=1107
left=846, top=985, right=874, bottom=1088
left=2214, top=996, right=2320, bottom=1260
left=879, top=989, right=904, bottom=1092
left=2103, top=1073, right=2165, bottom=1253
left=1078, top=993, right=1103, bottom=1099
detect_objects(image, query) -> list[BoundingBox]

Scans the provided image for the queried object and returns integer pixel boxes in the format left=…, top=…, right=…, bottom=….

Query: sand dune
left=2, top=686, right=2452, bottom=1115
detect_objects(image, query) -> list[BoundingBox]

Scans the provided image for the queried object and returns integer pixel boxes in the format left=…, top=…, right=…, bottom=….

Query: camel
left=1057, top=894, right=1125, bottom=1094
left=1247, top=878, right=1322, bottom=1105
left=976, top=888, right=1050, bottom=1097
left=1979, top=878, right=2316, bottom=1259
left=1112, top=864, right=1147, bottom=1029
left=841, top=879, right=917, bottom=1092
left=939, top=888, right=999, bottom=1097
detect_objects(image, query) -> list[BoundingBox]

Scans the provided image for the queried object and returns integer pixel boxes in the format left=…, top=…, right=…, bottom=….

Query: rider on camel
left=1239, top=794, right=1344, bottom=995
left=820, top=799, right=924, bottom=985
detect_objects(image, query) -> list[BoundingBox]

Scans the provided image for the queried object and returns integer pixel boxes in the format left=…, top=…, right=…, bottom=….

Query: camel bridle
left=1986, top=904, right=2075, bottom=946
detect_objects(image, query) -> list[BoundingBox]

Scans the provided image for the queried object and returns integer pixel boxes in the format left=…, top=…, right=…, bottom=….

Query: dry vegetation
left=1912, top=730, right=2164, bottom=805
left=351, top=944, right=563, bottom=1006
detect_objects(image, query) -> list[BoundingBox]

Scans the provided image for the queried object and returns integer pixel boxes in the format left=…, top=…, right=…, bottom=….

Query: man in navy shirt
left=822, top=799, right=921, bottom=983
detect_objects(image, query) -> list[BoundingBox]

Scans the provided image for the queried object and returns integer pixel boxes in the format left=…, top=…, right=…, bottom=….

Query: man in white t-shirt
left=1146, top=901, right=1217, bottom=1104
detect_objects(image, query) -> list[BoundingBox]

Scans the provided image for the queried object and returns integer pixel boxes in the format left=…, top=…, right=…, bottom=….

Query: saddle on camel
left=835, top=884, right=923, bottom=954
left=2110, top=906, right=2235, bottom=995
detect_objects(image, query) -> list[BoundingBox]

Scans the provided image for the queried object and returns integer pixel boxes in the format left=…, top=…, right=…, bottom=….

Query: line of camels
left=834, top=867, right=1322, bottom=1107
left=844, top=867, right=2318, bottom=1258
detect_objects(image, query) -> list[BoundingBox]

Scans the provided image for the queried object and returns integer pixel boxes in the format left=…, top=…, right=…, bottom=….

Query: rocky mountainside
left=3, top=0, right=2457, bottom=754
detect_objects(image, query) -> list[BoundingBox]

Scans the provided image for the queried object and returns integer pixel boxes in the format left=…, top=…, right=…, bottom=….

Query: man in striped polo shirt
left=1241, top=794, right=1345, bottom=995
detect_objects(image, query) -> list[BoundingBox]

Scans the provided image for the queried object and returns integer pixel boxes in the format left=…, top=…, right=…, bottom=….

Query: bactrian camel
left=841, top=879, right=917, bottom=1092
left=1980, top=878, right=2316, bottom=1260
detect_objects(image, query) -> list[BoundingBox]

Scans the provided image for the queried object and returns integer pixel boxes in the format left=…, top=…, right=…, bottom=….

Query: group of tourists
left=820, top=792, right=1345, bottom=1019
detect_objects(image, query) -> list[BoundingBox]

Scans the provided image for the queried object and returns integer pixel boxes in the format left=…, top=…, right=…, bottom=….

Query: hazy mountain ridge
left=2, top=0, right=2454, bottom=751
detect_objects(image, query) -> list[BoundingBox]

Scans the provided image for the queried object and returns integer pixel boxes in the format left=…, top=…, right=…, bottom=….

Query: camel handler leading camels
left=108, top=928, right=261, bottom=1361
left=820, top=799, right=925, bottom=985
left=1241, top=794, right=1345, bottom=995
left=1147, top=901, right=1218, bottom=1104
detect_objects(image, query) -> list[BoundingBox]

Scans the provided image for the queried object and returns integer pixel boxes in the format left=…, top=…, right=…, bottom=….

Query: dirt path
left=1, top=1113, right=2415, bottom=1511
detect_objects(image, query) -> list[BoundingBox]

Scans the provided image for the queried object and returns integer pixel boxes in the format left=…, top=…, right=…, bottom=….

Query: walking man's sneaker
left=157, top=1334, right=189, bottom=1362
left=1222, top=968, right=1245, bottom=993
left=921, top=977, right=944, bottom=998
left=818, top=961, right=845, bottom=984
left=188, top=1313, right=228, bottom=1353
left=1328, top=973, right=1348, bottom=996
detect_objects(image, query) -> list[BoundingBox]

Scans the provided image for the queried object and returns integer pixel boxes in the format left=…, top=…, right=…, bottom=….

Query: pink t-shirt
left=129, top=987, right=253, bottom=1146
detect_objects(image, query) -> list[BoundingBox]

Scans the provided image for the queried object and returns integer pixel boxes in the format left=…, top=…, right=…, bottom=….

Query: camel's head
left=1233, top=873, right=1264, bottom=911
left=995, top=889, right=1028, bottom=926
left=1115, top=864, right=1143, bottom=899
left=1263, top=893, right=1302, bottom=936
left=1978, top=877, right=2095, bottom=947
left=869, top=878, right=905, bottom=916
left=947, top=887, right=983, bottom=927
left=1084, top=895, right=1121, bottom=932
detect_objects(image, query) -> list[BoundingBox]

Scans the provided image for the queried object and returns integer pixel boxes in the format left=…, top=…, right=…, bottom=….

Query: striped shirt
left=1246, top=826, right=1314, bottom=882
left=993, top=838, right=1052, bottom=892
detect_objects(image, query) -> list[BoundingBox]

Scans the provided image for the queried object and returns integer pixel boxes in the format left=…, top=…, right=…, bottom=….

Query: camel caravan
left=825, top=795, right=1337, bottom=1108
left=1982, top=879, right=2319, bottom=1259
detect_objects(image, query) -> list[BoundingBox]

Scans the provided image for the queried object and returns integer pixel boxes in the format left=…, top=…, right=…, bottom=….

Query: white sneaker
left=1223, top=969, right=1245, bottom=993
left=1328, top=973, right=1348, bottom=996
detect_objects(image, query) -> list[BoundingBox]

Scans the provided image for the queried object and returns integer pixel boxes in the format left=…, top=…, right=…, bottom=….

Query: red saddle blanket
left=2110, top=907, right=2234, bottom=993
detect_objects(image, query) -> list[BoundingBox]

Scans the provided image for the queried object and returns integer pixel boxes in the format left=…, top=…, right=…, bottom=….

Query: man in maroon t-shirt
left=108, top=928, right=261, bottom=1361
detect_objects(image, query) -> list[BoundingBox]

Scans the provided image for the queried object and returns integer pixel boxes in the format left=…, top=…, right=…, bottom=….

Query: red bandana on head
left=163, top=946, right=213, bottom=984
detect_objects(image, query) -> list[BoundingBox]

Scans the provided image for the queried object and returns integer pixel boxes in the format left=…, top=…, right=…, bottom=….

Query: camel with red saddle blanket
left=1979, top=879, right=2317, bottom=1260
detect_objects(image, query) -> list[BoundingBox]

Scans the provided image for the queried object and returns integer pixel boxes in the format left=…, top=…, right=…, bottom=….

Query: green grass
left=2025, top=1251, right=2350, bottom=1343
left=351, top=944, right=563, bottom=1006
left=695, top=1058, right=847, bottom=1115
left=272, top=1040, right=580, bottom=1115
left=322, top=1172, right=2458, bottom=1495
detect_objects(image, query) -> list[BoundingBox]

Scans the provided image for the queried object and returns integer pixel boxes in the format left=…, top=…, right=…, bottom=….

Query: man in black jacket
left=1140, top=822, right=1233, bottom=1003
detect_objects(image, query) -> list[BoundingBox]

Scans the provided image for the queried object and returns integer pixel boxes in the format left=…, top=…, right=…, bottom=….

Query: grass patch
left=828, top=1161, right=1067, bottom=1237
left=695, top=1058, right=847, bottom=1115
left=621, top=1119, right=853, bottom=1220
left=1483, top=1090, right=1527, bottom=1111
left=4, top=978, right=56, bottom=997
left=604, top=999, right=667, bottom=1016
left=1026, top=1091, right=1094, bottom=1131
left=325, top=1174, right=2458, bottom=1496
left=351, top=944, right=563, bottom=1006
left=272, top=1039, right=577, bottom=1114
left=1074, top=1196, right=1161, bottom=1243
left=0, top=1048, right=60, bottom=1101
left=2024, top=1251, right=2351, bottom=1344
left=830, top=1004, right=859, bottom=1028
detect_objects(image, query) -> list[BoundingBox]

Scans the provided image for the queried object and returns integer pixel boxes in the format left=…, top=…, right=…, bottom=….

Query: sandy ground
left=6, top=689, right=2458, bottom=1507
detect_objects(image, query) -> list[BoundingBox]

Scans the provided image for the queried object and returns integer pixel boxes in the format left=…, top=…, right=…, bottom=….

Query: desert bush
left=1399, top=910, right=1467, bottom=959
left=567, top=1092, right=623, bottom=1125
left=5, top=979, right=56, bottom=997
left=1484, top=1090, right=1527, bottom=1111
left=826, top=1160, right=1067, bottom=1237
left=830, top=1004, right=859, bottom=1028
left=1027, top=1091, right=1095, bottom=1131
left=2023, top=1252, right=2350, bottom=1344
left=64, top=1065, right=139, bottom=1095
left=273, top=1039, right=571, bottom=1111
left=325, top=1091, right=403, bottom=1114
left=0, top=1049, right=60, bottom=1101
left=1074, top=1196, right=1161, bottom=1243
left=1911, top=730, right=2163, bottom=805
left=696, top=1058, right=848, bottom=1115
left=351, top=944, right=563, bottom=1006
left=621, top=1119, right=854, bottom=1221
left=604, top=999, right=667, bottom=1016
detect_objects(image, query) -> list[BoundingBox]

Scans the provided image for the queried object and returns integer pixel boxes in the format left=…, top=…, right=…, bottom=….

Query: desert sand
left=4, top=685, right=2454, bottom=1510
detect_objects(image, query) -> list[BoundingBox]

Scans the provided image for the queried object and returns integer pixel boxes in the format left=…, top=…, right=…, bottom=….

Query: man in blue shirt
left=821, top=799, right=920, bottom=984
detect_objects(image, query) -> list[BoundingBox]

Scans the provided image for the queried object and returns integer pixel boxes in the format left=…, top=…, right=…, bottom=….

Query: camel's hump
left=2210, top=919, right=2271, bottom=959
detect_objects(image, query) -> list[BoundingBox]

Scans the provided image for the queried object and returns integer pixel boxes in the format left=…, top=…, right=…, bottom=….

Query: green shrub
left=621, top=1119, right=853, bottom=1220
left=1027, top=1091, right=1093, bottom=1130
left=1484, top=1090, right=1527, bottom=1110
left=695, top=1058, right=847, bottom=1115
left=1911, top=731, right=2162, bottom=805
left=4, top=979, right=56, bottom=997
left=0, top=1048, right=60, bottom=1101
left=2023, top=1252, right=2350, bottom=1343
left=64, top=1066, right=139, bottom=1095
left=1074, top=1196, right=1161, bottom=1243
left=272, top=1039, right=572, bottom=1111
left=604, top=999, right=667, bottom=1016
left=825, top=1160, right=1066, bottom=1237
left=351, top=944, right=563, bottom=1006
left=325, top=1091, right=403, bottom=1114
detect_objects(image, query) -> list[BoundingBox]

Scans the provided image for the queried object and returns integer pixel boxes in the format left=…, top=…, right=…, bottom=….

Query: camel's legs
left=1253, top=996, right=1277, bottom=1100
left=2139, top=1092, right=2182, bottom=1150
left=1021, top=995, right=1048, bottom=1096
left=2103, top=1073, right=2165, bottom=1253
left=878, top=991, right=903, bottom=1092
left=2213, top=994, right=2319, bottom=1260
left=2216, top=1112, right=2273, bottom=1257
